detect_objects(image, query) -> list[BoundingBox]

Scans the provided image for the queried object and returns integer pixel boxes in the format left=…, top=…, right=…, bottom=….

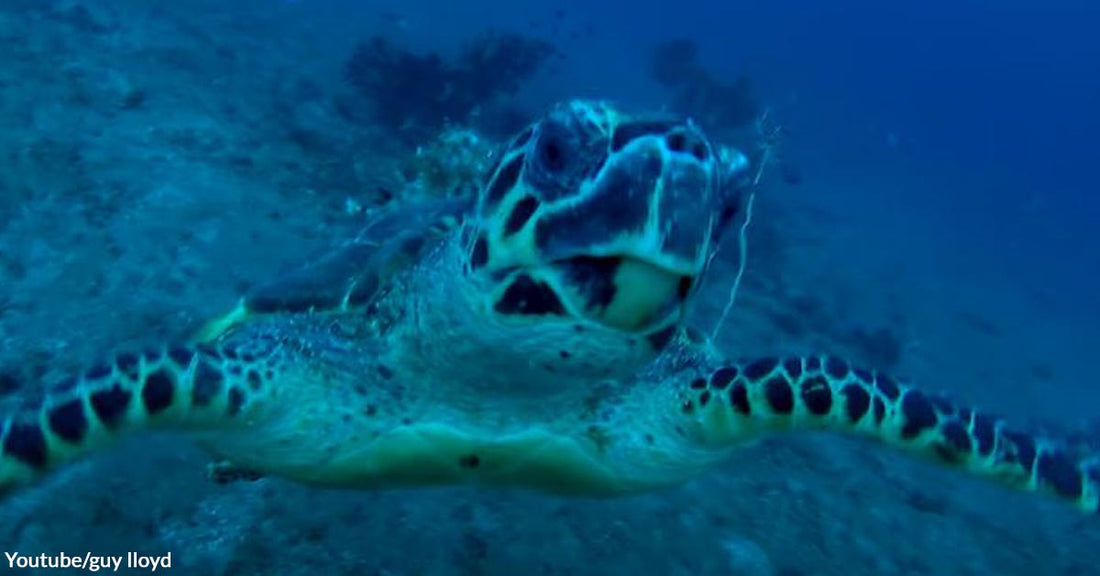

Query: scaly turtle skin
left=0, top=101, right=1097, bottom=514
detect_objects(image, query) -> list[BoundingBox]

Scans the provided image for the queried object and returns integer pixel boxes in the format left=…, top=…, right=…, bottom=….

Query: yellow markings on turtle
left=585, top=258, right=680, bottom=332
left=322, top=422, right=624, bottom=495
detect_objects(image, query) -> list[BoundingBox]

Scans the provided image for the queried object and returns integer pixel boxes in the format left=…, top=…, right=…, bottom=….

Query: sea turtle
left=0, top=100, right=1096, bottom=515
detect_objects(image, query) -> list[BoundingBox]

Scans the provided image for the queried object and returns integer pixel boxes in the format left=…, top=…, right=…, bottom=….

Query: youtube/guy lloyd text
left=5, top=551, right=172, bottom=572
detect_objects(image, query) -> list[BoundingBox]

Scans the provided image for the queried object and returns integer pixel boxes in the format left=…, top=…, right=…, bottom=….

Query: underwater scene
left=0, top=0, right=1098, bottom=574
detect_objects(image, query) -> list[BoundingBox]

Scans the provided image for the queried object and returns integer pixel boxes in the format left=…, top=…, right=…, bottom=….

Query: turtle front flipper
left=599, top=338, right=1099, bottom=514
left=0, top=344, right=260, bottom=496
left=195, top=196, right=470, bottom=343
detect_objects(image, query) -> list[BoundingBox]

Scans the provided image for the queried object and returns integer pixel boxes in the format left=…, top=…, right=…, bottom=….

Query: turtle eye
left=524, top=110, right=608, bottom=200
left=539, top=135, right=566, bottom=172
left=534, top=122, right=573, bottom=174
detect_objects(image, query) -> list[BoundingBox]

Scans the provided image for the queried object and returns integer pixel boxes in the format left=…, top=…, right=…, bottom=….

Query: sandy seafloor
left=1, top=1, right=1098, bottom=575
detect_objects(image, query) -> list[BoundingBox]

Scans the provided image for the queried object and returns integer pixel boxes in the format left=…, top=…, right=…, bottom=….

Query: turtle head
left=465, top=100, right=750, bottom=348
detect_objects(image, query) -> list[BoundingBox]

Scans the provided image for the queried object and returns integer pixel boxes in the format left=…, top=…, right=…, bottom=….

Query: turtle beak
left=551, top=255, right=693, bottom=333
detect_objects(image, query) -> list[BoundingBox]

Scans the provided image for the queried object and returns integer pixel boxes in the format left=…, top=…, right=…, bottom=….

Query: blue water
left=369, top=0, right=1100, bottom=331
left=469, top=0, right=1100, bottom=415
left=1, top=1, right=1098, bottom=574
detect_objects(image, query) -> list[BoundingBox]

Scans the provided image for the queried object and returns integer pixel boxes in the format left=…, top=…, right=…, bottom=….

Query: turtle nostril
left=691, top=142, right=709, bottom=162
left=665, top=131, right=710, bottom=162
left=678, top=276, right=694, bottom=300
left=666, top=132, right=687, bottom=153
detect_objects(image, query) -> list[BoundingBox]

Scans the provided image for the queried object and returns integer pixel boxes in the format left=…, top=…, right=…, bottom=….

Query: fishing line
left=710, top=111, right=775, bottom=341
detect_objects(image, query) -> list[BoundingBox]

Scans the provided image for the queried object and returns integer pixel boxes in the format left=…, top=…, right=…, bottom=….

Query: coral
left=401, top=127, right=496, bottom=199
left=652, top=46, right=802, bottom=187
left=652, top=39, right=701, bottom=88
left=343, top=36, right=454, bottom=134
left=344, top=30, right=555, bottom=140
left=455, top=30, right=555, bottom=104
left=651, top=39, right=760, bottom=133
